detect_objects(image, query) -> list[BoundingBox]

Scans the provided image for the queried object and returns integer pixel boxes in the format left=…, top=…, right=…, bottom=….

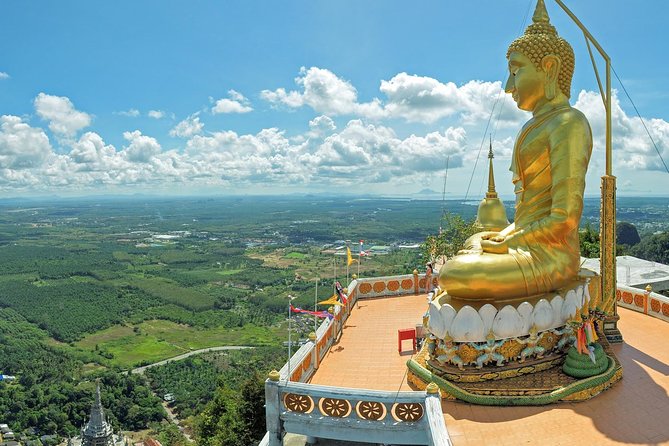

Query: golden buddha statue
left=438, top=0, right=593, bottom=301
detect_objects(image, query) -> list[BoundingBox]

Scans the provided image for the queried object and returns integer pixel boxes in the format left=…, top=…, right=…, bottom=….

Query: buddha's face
left=505, top=51, right=546, bottom=112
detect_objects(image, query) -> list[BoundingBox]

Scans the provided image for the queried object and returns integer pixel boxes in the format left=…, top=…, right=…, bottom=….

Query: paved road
left=129, top=345, right=253, bottom=374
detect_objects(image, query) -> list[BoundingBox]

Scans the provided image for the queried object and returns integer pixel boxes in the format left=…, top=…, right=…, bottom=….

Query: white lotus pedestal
left=423, top=270, right=598, bottom=382
left=406, top=269, right=622, bottom=404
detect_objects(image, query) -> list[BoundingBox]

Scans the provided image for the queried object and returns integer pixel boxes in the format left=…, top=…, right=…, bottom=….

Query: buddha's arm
left=499, top=223, right=515, bottom=237
left=507, top=112, right=593, bottom=249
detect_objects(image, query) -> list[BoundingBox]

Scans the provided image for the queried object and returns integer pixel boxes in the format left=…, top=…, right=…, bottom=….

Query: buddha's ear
left=541, top=54, right=561, bottom=100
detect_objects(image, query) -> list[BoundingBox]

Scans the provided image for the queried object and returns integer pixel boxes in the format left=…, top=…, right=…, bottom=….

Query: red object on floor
left=398, top=328, right=416, bottom=353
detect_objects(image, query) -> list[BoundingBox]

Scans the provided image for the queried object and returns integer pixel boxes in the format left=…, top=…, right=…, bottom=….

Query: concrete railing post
left=309, top=332, right=319, bottom=371
left=425, top=383, right=452, bottom=446
left=413, top=269, right=420, bottom=294
left=265, top=371, right=282, bottom=446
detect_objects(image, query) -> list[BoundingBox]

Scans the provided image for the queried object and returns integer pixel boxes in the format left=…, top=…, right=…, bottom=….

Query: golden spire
left=474, top=138, right=509, bottom=232
left=486, top=137, right=498, bottom=199
left=532, top=0, right=550, bottom=25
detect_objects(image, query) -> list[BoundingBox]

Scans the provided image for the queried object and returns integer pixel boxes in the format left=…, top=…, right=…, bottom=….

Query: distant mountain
left=417, top=188, right=440, bottom=195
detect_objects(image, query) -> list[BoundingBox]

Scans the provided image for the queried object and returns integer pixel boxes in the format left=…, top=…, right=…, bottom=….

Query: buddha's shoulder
left=552, top=106, right=590, bottom=126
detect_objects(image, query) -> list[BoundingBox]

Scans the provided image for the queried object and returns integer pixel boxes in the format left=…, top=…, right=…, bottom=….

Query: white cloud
left=182, top=119, right=466, bottom=187
left=575, top=90, right=669, bottom=173
left=212, top=90, right=253, bottom=114
left=170, top=114, right=204, bottom=138
left=0, top=72, right=9, bottom=80
left=0, top=69, right=667, bottom=196
left=0, top=115, right=52, bottom=169
left=148, top=110, right=165, bottom=119
left=34, top=93, right=91, bottom=138
left=69, top=132, right=119, bottom=172
left=116, top=109, right=140, bottom=117
left=122, top=130, right=161, bottom=163
left=260, top=67, right=524, bottom=125
left=261, top=67, right=384, bottom=118
left=308, top=115, right=337, bottom=137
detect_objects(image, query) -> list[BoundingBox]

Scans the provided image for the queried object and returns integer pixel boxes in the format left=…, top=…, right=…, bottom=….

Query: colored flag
left=335, top=281, right=348, bottom=304
left=347, top=247, right=357, bottom=266
left=359, top=240, right=369, bottom=256
left=318, top=294, right=344, bottom=307
left=290, top=304, right=333, bottom=320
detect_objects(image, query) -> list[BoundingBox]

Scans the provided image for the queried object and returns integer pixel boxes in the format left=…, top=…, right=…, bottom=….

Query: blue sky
left=0, top=1, right=668, bottom=198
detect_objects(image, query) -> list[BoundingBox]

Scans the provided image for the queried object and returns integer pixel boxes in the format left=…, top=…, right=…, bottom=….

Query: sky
left=1, top=0, right=668, bottom=199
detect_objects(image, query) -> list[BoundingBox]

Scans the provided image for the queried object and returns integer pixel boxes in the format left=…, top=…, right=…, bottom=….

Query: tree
left=579, top=223, right=600, bottom=258
left=194, top=386, right=241, bottom=446
left=194, top=374, right=268, bottom=446
left=617, top=221, right=641, bottom=246
left=236, top=374, right=266, bottom=445
left=631, top=232, right=669, bottom=264
left=422, top=213, right=478, bottom=261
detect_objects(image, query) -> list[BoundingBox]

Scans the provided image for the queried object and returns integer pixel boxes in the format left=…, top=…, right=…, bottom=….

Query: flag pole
left=314, top=279, right=319, bottom=333
left=287, top=294, right=292, bottom=381
left=346, top=242, right=350, bottom=285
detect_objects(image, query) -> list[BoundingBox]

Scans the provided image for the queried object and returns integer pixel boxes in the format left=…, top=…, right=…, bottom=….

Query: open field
left=76, top=319, right=284, bottom=368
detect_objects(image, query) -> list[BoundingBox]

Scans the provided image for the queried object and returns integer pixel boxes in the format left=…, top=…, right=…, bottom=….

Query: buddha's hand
left=481, top=239, right=509, bottom=254
left=480, top=233, right=506, bottom=242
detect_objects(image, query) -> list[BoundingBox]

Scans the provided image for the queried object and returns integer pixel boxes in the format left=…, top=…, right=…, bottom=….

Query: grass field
left=76, top=319, right=284, bottom=368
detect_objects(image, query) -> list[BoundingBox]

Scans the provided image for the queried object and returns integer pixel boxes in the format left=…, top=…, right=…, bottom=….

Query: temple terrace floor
left=307, top=294, right=669, bottom=446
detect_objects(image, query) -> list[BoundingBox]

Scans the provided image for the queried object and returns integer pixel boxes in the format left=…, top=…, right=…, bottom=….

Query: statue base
left=407, top=331, right=622, bottom=405
left=411, top=270, right=622, bottom=404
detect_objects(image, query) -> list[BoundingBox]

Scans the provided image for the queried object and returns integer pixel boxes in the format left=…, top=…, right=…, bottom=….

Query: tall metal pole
left=552, top=0, right=620, bottom=342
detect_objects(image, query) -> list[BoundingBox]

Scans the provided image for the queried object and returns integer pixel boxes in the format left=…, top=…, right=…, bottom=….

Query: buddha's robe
left=440, top=104, right=592, bottom=299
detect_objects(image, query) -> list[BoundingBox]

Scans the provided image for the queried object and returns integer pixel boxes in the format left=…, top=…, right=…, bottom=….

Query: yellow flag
left=318, top=294, right=344, bottom=307
left=347, top=247, right=358, bottom=266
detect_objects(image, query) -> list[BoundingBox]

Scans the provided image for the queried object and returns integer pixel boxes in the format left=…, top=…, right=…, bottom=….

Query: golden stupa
left=474, top=141, right=509, bottom=232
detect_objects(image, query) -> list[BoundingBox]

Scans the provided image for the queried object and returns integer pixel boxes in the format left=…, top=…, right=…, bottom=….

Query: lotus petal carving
left=517, top=302, right=533, bottom=333
left=532, top=299, right=553, bottom=330
left=478, top=304, right=497, bottom=335
left=439, top=304, right=457, bottom=336
left=550, top=294, right=564, bottom=326
left=492, top=305, right=523, bottom=339
left=450, top=305, right=484, bottom=342
left=428, top=301, right=446, bottom=339
left=561, top=290, right=579, bottom=321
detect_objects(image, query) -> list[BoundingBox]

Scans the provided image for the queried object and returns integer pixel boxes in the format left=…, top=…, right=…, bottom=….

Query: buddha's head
left=505, top=0, right=574, bottom=111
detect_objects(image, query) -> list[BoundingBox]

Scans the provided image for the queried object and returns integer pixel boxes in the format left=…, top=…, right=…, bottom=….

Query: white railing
left=265, top=379, right=451, bottom=446
left=616, top=284, right=669, bottom=323
left=266, top=273, right=450, bottom=445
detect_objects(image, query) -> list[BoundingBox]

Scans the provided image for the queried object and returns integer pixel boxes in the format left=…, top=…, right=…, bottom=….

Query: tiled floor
left=309, top=294, right=427, bottom=391
left=309, top=295, right=669, bottom=446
